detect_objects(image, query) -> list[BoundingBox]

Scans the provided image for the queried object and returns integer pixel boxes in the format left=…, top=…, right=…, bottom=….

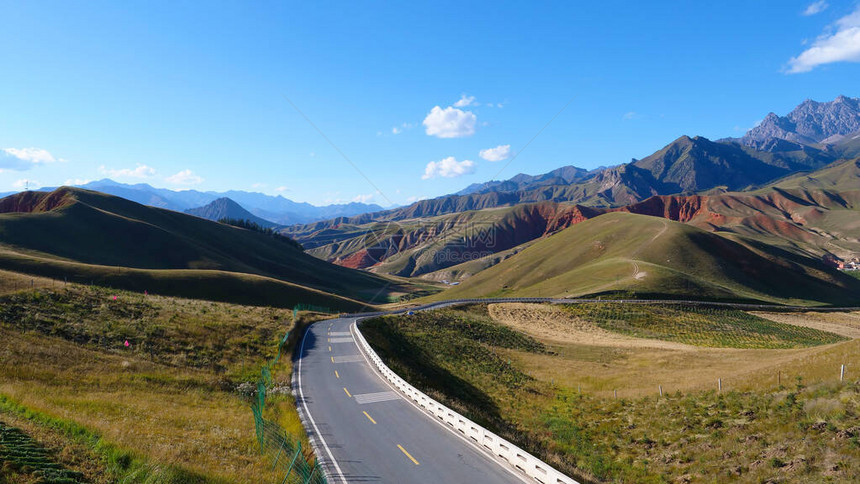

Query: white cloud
left=422, top=156, right=475, bottom=179
left=453, top=94, right=477, bottom=107
left=64, top=178, right=91, bottom=186
left=622, top=111, right=640, bottom=120
left=275, top=186, right=289, bottom=193
left=1, top=147, right=63, bottom=171
left=391, top=122, right=414, bottom=135
left=787, top=6, right=860, bottom=73
left=165, top=169, right=203, bottom=186
left=251, top=182, right=266, bottom=189
left=4, top=148, right=60, bottom=164
left=479, top=144, right=511, bottom=162
left=351, top=193, right=374, bottom=203
left=803, top=1, right=828, bottom=16
left=423, top=106, right=477, bottom=138
left=99, top=164, right=156, bottom=179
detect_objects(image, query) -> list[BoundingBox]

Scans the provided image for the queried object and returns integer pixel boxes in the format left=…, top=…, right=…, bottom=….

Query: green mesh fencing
left=250, top=311, right=327, bottom=484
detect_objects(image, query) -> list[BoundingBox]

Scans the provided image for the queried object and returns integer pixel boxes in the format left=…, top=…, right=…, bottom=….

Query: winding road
left=293, top=297, right=855, bottom=483
left=294, top=315, right=527, bottom=484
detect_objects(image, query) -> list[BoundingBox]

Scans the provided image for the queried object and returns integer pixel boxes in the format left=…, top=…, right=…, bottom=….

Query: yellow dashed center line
left=363, top=411, right=377, bottom=424
left=334, top=370, right=340, bottom=379
left=343, top=387, right=352, bottom=398
left=397, top=444, right=419, bottom=465
left=331, top=356, right=334, bottom=363
left=328, top=346, right=332, bottom=352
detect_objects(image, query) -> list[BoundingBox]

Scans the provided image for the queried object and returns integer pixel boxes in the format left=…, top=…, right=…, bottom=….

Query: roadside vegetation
left=0, top=277, right=315, bottom=482
left=361, top=304, right=859, bottom=483
left=0, top=419, right=86, bottom=483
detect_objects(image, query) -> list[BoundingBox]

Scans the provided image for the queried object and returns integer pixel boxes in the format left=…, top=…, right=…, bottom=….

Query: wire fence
left=250, top=314, right=326, bottom=484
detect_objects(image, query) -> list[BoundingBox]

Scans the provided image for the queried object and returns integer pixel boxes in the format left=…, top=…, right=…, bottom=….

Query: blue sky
left=1, top=1, right=859, bottom=206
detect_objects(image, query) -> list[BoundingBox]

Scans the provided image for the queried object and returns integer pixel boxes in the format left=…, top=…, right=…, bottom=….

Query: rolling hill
left=286, top=152, right=860, bottom=286
left=0, top=187, right=403, bottom=307
left=431, top=212, right=860, bottom=306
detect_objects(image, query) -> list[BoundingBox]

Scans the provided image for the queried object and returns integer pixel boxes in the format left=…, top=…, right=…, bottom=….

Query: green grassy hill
left=433, top=212, right=860, bottom=305
left=0, top=187, right=401, bottom=307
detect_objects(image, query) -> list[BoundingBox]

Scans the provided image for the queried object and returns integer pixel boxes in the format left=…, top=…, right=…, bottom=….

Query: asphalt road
left=294, top=316, right=526, bottom=484
left=294, top=297, right=858, bottom=483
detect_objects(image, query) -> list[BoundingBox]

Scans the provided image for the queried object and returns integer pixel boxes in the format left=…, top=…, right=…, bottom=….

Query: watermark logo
left=358, top=220, right=499, bottom=267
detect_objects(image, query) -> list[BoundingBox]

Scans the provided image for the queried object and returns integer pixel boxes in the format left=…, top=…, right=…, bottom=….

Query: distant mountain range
left=740, top=95, right=860, bottom=149
left=184, top=197, right=279, bottom=228
left=293, top=95, right=858, bottom=227
left=9, top=179, right=384, bottom=225
left=3, top=94, right=860, bottom=306
left=4, top=95, right=858, bottom=234
left=282, top=95, right=860, bottom=289
left=286, top=157, right=860, bottom=293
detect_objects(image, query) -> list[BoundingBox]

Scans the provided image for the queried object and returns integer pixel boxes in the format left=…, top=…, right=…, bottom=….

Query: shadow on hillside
left=357, top=318, right=508, bottom=432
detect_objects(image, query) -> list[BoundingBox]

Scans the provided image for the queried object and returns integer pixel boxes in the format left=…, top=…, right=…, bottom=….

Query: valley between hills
left=2, top=95, right=860, bottom=483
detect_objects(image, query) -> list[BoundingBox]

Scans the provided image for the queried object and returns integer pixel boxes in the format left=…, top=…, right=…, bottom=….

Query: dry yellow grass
left=0, top=279, right=329, bottom=482
left=0, top=268, right=59, bottom=295
left=753, top=311, right=860, bottom=338
left=488, top=302, right=694, bottom=350
left=0, top=328, right=287, bottom=482
left=364, top=303, right=860, bottom=482
left=488, top=303, right=859, bottom=398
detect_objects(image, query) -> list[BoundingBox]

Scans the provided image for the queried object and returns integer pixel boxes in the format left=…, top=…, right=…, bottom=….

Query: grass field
left=0, top=278, right=320, bottom=483
left=560, top=303, right=847, bottom=349
left=0, top=247, right=373, bottom=312
left=360, top=304, right=860, bottom=483
left=429, top=212, right=860, bottom=306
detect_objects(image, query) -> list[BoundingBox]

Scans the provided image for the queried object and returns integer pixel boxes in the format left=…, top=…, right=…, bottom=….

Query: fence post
left=305, top=461, right=318, bottom=484
left=272, top=439, right=287, bottom=470
left=252, top=405, right=264, bottom=453
left=841, top=364, right=845, bottom=382
left=282, top=441, right=302, bottom=484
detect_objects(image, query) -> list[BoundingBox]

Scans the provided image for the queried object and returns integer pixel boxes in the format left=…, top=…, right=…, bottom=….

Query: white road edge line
left=349, top=320, right=532, bottom=484
left=297, top=321, right=349, bottom=484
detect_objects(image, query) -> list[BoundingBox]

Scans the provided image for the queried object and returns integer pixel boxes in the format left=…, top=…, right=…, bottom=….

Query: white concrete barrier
left=352, top=321, right=579, bottom=484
